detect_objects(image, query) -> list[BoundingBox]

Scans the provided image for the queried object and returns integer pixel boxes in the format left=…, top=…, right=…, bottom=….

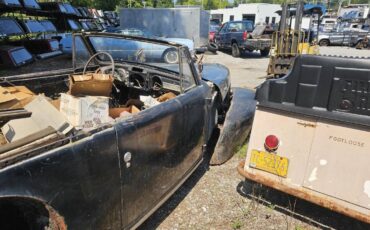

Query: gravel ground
left=140, top=47, right=370, bottom=230
left=203, top=51, right=268, bottom=89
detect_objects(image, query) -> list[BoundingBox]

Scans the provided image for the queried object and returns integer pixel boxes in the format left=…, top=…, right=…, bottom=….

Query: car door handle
left=123, top=152, right=132, bottom=168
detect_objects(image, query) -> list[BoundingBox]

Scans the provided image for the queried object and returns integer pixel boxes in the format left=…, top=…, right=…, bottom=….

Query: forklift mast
left=268, top=0, right=319, bottom=77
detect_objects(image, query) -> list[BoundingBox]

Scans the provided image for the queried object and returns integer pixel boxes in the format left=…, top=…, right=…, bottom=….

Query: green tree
left=94, top=0, right=120, bottom=10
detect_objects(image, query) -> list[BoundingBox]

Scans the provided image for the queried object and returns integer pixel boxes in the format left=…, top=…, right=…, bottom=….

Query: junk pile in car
left=0, top=55, right=180, bottom=167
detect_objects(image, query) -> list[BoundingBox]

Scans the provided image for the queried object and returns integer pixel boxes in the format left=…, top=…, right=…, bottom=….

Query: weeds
left=268, top=204, right=276, bottom=210
left=295, top=225, right=306, bottom=230
left=231, top=219, right=243, bottom=229
left=236, top=142, right=248, bottom=159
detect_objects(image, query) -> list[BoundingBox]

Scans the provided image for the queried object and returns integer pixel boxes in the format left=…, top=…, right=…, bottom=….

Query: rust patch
left=237, top=161, right=370, bottom=224
left=45, top=204, right=67, bottom=230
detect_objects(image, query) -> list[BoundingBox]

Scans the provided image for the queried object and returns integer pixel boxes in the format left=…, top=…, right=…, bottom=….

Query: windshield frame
left=72, top=32, right=190, bottom=76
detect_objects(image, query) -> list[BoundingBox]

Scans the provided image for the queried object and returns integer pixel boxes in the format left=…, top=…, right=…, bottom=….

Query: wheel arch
left=161, top=47, right=178, bottom=63
left=319, top=38, right=330, bottom=46
left=0, top=196, right=67, bottom=230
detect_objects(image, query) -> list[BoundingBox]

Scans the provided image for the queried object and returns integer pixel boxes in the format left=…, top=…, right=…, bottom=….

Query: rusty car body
left=0, top=32, right=255, bottom=229
left=238, top=55, right=370, bottom=224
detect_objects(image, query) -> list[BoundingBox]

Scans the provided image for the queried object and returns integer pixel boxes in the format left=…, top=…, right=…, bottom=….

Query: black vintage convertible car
left=0, top=33, right=255, bottom=229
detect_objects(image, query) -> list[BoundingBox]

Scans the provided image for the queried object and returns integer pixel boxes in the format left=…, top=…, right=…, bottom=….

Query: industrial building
left=210, top=3, right=281, bottom=25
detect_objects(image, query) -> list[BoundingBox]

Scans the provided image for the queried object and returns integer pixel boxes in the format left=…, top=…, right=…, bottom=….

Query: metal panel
left=303, top=120, right=370, bottom=211
left=244, top=108, right=317, bottom=186
left=119, top=8, right=209, bottom=47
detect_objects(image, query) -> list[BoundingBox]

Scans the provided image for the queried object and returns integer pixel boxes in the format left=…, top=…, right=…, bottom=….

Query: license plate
left=249, top=150, right=289, bottom=177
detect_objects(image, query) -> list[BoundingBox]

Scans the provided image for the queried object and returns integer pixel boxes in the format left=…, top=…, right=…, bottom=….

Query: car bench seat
left=256, top=55, right=370, bottom=127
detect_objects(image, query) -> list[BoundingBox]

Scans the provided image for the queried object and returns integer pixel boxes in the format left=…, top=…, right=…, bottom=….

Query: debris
left=2, top=95, right=73, bottom=142
left=0, top=86, right=35, bottom=110
left=0, top=133, right=7, bottom=146
left=109, top=105, right=140, bottom=119
left=157, top=92, right=176, bottom=102
left=69, top=73, right=113, bottom=97
left=0, top=127, right=66, bottom=169
left=0, top=126, right=60, bottom=156
left=49, top=98, right=61, bottom=110
left=0, top=108, right=32, bottom=124
left=124, top=99, right=144, bottom=108
left=140, top=95, right=160, bottom=108
left=60, top=93, right=110, bottom=129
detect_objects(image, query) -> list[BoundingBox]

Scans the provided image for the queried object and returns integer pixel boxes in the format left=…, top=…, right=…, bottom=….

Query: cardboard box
left=69, top=73, right=113, bottom=97
left=2, top=95, right=73, bottom=142
left=60, top=93, right=110, bottom=129
left=0, top=86, right=35, bottom=110
left=49, top=98, right=61, bottom=110
left=109, top=105, right=140, bottom=119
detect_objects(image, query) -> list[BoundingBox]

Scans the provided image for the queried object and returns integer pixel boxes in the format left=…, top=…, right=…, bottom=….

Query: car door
left=0, top=127, right=123, bottom=229
left=342, top=30, right=352, bottom=45
left=176, top=48, right=209, bottom=162
left=227, top=22, right=243, bottom=48
left=225, top=22, right=237, bottom=48
left=329, top=32, right=341, bottom=45
left=216, top=23, right=228, bottom=48
left=116, top=48, right=207, bottom=229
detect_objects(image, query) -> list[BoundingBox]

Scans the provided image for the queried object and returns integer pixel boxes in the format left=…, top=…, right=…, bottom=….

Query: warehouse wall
left=119, top=8, right=209, bottom=47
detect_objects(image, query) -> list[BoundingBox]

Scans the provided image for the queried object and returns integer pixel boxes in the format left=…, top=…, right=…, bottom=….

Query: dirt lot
left=140, top=47, right=370, bottom=230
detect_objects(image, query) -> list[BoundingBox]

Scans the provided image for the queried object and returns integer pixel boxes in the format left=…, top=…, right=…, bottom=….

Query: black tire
left=207, top=42, right=218, bottom=53
left=260, top=48, right=270, bottom=57
left=163, top=48, right=179, bottom=64
left=231, top=43, right=240, bottom=57
left=319, top=39, right=330, bottom=46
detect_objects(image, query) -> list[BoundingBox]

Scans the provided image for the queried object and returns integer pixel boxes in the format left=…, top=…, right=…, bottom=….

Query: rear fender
left=210, top=87, right=256, bottom=165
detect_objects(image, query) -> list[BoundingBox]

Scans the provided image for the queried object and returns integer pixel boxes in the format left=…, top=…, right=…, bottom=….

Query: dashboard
left=114, top=65, right=181, bottom=94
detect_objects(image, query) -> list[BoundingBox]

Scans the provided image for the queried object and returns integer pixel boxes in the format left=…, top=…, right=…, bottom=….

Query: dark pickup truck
left=215, top=20, right=271, bottom=57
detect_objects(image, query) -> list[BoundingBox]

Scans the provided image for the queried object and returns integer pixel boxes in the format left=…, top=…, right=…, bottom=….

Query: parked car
left=70, top=28, right=196, bottom=64
left=239, top=55, right=370, bottom=225
left=318, top=27, right=370, bottom=46
left=0, top=32, right=254, bottom=229
left=106, top=28, right=194, bottom=53
left=215, top=20, right=271, bottom=57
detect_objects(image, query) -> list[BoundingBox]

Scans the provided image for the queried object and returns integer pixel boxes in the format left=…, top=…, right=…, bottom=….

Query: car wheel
left=163, top=49, right=179, bottom=64
left=231, top=43, right=240, bottom=57
left=207, top=42, right=218, bottom=53
left=319, top=39, right=329, bottom=46
left=260, top=48, right=270, bottom=57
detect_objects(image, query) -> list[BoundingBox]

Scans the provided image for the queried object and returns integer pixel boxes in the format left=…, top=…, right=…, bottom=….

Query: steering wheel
left=83, top=51, right=115, bottom=76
